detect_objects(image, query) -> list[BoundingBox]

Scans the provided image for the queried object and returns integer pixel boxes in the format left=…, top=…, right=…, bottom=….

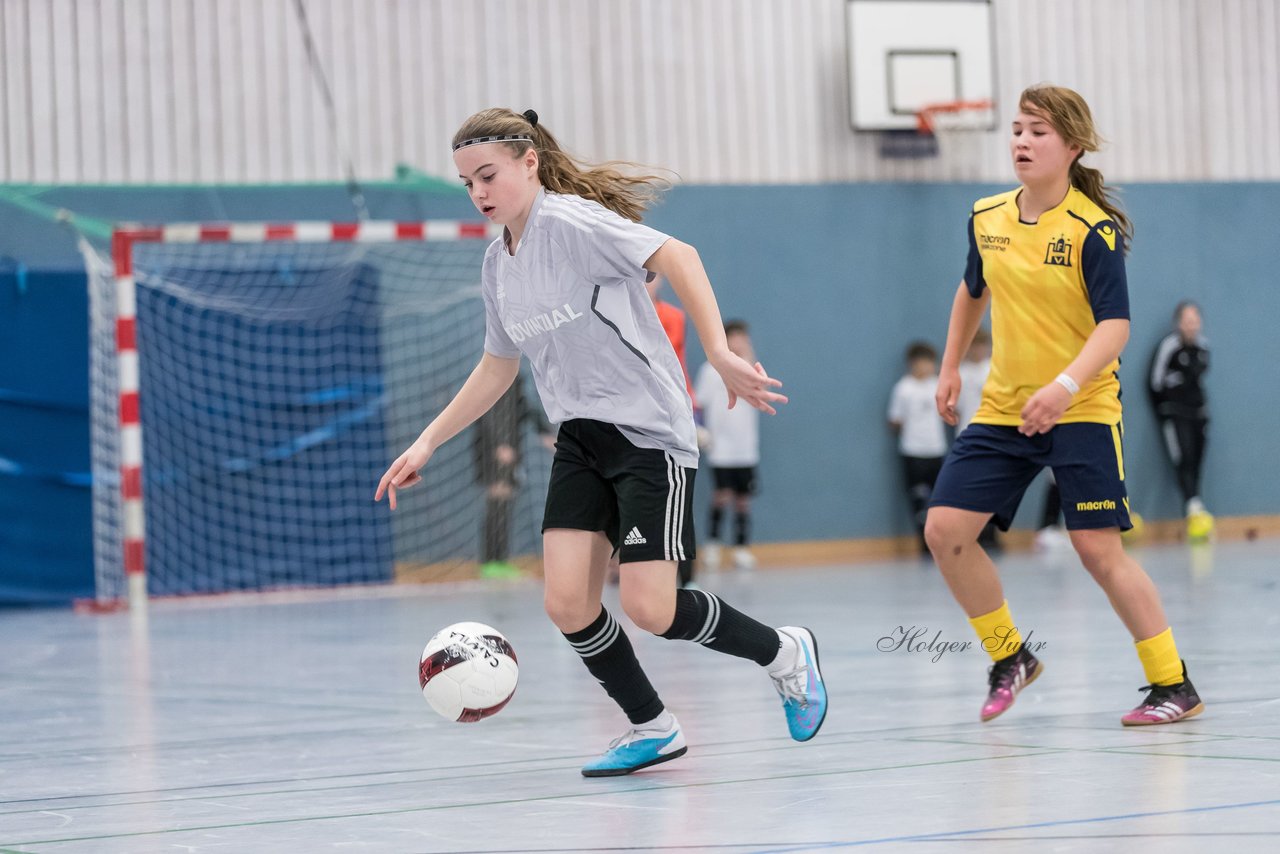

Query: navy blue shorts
left=930, top=422, right=1132, bottom=532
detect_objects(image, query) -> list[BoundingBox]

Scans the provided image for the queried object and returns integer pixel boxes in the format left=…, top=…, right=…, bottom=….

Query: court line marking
left=3, top=696, right=1249, bottom=762
left=2, top=749, right=1065, bottom=846
left=8, top=796, right=1280, bottom=851
left=1097, top=748, right=1280, bottom=763
left=5, top=721, right=1266, bottom=811
left=925, top=832, right=1280, bottom=841
left=747, top=798, right=1280, bottom=852
left=0, top=713, right=1026, bottom=771
left=0, top=741, right=1067, bottom=816
left=898, top=734, right=1236, bottom=750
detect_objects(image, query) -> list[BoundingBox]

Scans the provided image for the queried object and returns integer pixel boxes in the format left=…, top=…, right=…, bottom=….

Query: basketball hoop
left=915, top=98, right=995, bottom=134
left=878, top=99, right=993, bottom=161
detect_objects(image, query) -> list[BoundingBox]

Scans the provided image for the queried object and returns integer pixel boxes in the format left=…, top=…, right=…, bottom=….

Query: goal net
left=83, top=222, right=551, bottom=605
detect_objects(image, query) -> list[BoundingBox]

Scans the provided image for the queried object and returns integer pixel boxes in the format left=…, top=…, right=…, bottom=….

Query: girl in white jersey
left=375, top=108, right=827, bottom=776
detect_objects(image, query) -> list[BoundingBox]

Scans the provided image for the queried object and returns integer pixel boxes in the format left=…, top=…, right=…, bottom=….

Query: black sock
left=709, top=505, right=724, bottom=540
left=660, top=588, right=780, bottom=666
left=734, top=511, right=751, bottom=546
left=564, top=607, right=663, bottom=725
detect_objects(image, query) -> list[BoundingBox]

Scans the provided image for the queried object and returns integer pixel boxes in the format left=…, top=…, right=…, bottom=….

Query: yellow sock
left=1135, top=627, right=1183, bottom=686
left=968, top=600, right=1023, bottom=662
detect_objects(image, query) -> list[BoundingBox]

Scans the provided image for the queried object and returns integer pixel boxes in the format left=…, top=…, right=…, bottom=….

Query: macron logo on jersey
left=505, top=303, right=585, bottom=343
left=1095, top=224, right=1118, bottom=251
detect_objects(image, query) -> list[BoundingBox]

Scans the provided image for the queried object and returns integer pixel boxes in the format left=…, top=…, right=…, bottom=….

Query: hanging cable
left=291, top=0, right=369, bottom=220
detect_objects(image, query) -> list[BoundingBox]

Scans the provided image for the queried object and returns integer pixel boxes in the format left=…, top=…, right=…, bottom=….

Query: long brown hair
left=452, top=108, right=669, bottom=223
left=1019, top=85, right=1133, bottom=249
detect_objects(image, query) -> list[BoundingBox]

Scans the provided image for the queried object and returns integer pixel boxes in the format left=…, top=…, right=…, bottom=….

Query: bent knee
left=620, top=595, right=674, bottom=636
left=1076, top=547, right=1122, bottom=580
left=544, top=592, right=599, bottom=634
left=1070, top=532, right=1127, bottom=578
left=924, top=512, right=968, bottom=553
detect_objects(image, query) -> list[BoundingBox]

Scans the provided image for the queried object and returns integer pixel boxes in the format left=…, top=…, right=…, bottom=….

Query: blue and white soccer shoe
left=581, top=715, right=688, bottom=777
left=771, top=626, right=828, bottom=741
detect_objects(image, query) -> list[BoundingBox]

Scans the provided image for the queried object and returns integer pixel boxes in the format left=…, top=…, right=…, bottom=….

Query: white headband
left=452, top=134, right=534, bottom=152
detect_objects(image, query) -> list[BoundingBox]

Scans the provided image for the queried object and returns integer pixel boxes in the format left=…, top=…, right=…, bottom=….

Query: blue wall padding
left=1, top=267, right=95, bottom=603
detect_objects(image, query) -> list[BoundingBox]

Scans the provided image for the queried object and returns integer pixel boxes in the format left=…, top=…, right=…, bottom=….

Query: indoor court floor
left=2, top=540, right=1277, bottom=852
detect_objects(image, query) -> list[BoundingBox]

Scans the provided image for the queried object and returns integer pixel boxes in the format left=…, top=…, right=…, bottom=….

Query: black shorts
left=542, top=419, right=696, bottom=564
left=930, top=422, right=1132, bottom=532
left=711, top=466, right=758, bottom=496
left=901, top=456, right=943, bottom=489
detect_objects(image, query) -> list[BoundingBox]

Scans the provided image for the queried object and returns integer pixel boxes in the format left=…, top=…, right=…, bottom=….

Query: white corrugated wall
left=2, top=0, right=1278, bottom=184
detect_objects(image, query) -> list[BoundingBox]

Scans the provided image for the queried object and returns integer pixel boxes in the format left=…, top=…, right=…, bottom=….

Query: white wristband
left=1054, top=373, right=1080, bottom=395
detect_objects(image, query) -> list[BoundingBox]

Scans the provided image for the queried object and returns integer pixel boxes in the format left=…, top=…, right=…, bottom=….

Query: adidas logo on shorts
left=623, top=526, right=647, bottom=546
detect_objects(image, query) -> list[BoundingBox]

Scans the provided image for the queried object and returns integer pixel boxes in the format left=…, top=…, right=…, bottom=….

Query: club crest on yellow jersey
left=1044, top=235, right=1073, bottom=267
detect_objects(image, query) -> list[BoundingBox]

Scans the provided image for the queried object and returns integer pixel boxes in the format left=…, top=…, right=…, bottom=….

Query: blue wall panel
left=645, top=182, right=1280, bottom=541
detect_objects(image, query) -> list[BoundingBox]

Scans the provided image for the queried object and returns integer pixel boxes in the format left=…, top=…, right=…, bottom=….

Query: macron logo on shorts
left=624, top=527, right=647, bottom=546
left=1076, top=499, right=1117, bottom=511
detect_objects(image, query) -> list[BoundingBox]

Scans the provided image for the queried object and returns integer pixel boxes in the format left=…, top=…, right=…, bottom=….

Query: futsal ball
left=419, top=622, right=518, bottom=722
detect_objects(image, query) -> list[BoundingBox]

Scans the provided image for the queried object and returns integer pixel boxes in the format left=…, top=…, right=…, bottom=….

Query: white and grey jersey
left=481, top=189, right=698, bottom=467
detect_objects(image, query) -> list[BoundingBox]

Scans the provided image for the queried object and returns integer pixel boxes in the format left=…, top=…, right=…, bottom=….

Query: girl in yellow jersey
left=926, top=85, right=1204, bottom=727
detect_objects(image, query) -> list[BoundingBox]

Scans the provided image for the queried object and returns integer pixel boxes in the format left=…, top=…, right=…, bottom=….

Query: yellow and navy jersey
left=964, top=186, right=1129, bottom=426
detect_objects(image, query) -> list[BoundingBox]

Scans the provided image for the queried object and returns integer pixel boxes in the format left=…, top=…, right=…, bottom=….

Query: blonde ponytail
left=452, top=108, right=670, bottom=222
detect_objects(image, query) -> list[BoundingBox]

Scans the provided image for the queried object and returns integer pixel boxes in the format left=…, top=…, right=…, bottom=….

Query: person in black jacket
left=1149, top=301, right=1212, bottom=540
left=472, top=374, right=554, bottom=576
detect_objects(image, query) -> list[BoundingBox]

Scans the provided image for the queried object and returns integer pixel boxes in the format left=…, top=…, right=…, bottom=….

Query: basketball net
left=911, top=99, right=995, bottom=177
left=915, top=98, right=995, bottom=135
left=877, top=99, right=994, bottom=164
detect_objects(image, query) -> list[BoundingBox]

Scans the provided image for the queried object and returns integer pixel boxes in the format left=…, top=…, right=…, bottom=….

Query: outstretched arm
left=645, top=239, right=787, bottom=414
left=375, top=352, right=520, bottom=509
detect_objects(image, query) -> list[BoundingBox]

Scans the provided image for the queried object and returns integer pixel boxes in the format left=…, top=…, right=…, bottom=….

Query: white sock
left=637, top=709, right=675, bottom=733
left=766, top=629, right=799, bottom=676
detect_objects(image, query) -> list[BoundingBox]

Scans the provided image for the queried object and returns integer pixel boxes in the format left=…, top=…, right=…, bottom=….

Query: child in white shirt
left=888, top=342, right=948, bottom=553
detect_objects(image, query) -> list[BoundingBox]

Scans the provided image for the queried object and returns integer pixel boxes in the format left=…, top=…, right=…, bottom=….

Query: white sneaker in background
left=731, top=547, right=757, bottom=570
left=1033, top=526, right=1069, bottom=553
left=701, top=542, right=722, bottom=571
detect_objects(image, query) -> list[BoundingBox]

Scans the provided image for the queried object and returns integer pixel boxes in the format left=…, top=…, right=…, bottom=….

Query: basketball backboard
left=846, top=0, right=997, bottom=132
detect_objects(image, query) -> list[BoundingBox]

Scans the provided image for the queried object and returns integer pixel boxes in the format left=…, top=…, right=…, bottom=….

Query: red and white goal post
left=84, top=219, right=550, bottom=612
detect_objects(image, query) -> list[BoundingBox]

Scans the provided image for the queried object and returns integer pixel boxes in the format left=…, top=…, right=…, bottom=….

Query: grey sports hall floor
left=3, top=540, right=1278, bottom=853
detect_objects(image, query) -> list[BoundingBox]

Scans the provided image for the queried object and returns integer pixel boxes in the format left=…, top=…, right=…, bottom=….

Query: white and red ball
left=418, top=622, right=518, bottom=722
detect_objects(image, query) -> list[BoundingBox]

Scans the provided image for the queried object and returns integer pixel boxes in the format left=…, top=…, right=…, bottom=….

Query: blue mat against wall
left=1, top=267, right=94, bottom=604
